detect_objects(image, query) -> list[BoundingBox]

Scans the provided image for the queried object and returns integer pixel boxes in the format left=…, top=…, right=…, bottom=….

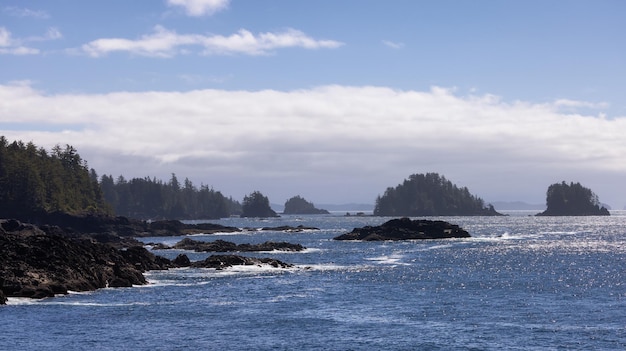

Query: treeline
left=100, top=174, right=241, bottom=220
left=0, top=137, right=110, bottom=221
left=374, top=172, right=501, bottom=216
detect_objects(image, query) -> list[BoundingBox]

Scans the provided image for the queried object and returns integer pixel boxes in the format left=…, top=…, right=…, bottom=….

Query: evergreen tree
left=373, top=172, right=501, bottom=216
left=241, top=191, right=278, bottom=218
left=538, top=181, right=610, bottom=216
left=0, top=137, right=110, bottom=220
left=98, top=174, right=236, bottom=219
left=283, top=195, right=330, bottom=214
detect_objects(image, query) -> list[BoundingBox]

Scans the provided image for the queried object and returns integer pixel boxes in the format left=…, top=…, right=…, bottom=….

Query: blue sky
left=1, top=0, right=625, bottom=208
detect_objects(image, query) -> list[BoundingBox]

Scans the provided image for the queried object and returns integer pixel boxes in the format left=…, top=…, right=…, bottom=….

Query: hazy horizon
left=2, top=1, right=625, bottom=208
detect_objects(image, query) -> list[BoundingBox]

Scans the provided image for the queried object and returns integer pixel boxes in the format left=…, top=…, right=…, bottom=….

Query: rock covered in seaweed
left=334, top=217, right=470, bottom=241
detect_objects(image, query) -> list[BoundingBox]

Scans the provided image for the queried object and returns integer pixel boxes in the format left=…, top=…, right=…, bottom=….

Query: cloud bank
left=81, top=26, right=343, bottom=57
left=1, top=82, right=624, bottom=205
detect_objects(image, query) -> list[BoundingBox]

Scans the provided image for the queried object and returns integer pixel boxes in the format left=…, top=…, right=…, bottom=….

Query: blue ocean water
left=2, top=212, right=626, bottom=350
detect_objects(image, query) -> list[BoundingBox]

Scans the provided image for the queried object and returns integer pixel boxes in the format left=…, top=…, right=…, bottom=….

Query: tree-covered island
left=537, top=181, right=610, bottom=216
left=283, top=195, right=330, bottom=215
left=374, top=173, right=502, bottom=216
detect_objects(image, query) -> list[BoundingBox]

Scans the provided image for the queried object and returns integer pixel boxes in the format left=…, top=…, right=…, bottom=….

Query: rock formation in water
left=0, top=217, right=295, bottom=304
left=334, top=217, right=470, bottom=241
left=157, top=238, right=305, bottom=252
left=0, top=219, right=172, bottom=300
left=536, top=181, right=610, bottom=216
left=190, top=255, right=294, bottom=269
left=374, top=172, right=503, bottom=216
left=283, top=196, right=330, bottom=215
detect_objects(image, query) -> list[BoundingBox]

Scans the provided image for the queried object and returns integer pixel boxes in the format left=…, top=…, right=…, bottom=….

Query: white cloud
left=81, top=26, right=344, bottom=57
left=25, top=27, right=63, bottom=42
left=166, top=0, right=229, bottom=16
left=553, top=98, right=609, bottom=110
left=1, top=82, right=624, bottom=205
left=0, top=27, right=12, bottom=47
left=0, top=26, right=62, bottom=55
left=0, top=27, right=40, bottom=55
left=382, top=40, right=405, bottom=49
left=3, top=6, right=50, bottom=19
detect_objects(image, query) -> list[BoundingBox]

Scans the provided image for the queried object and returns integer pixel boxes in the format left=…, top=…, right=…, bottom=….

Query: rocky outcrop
left=190, top=255, right=294, bottom=269
left=29, top=213, right=241, bottom=243
left=160, top=238, right=305, bottom=252
left=0, top=219, right=173, bottom=301
left=144, top=220, right=241, bottom=236
left=0, top=219, right=295, bottom=304
left=334, top=217, right=470, bottom=241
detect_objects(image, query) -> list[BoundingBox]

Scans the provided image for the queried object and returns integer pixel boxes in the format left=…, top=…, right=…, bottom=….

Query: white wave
left=414, top=243, right=456, bottom=251
left=293, top=263, right=372, bottom=272
left=5, top=297, right=40, bottom=305
left=365, top=253, right=409, bottom=265
left=538, top=231, right=581, bottom=235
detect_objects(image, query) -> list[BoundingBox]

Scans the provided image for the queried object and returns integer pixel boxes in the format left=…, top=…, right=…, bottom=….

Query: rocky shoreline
left=0, top=217, right=299, bottom=305
left=1, top=215, right=472, bottom=305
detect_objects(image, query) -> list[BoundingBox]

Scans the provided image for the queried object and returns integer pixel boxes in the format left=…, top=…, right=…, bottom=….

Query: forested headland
left=0, top=137, right=110, bottom=222
left=374, top=173, right=502, bottom=216
left=0, top=137, right=241, bottom=221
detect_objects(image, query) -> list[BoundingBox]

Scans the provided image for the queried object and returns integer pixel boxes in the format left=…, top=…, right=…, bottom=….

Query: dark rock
left=172, top=254, right=191, bottom=267
left=334, top=217, right=471, bottom=241
left=0, top=220, right=174, bottom=300
left=17, top=213, right=241, bottom=243
left=149, top=243, right=172, bottom=250
left=190, top=255, right=293, bottom=269
left=172, top=238, right=305, bottom=252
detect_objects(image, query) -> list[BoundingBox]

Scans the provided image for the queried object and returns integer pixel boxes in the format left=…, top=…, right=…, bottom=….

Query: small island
left=334, top=217, right=471, bottom=241
left=241, top=191, right=279, bottom=218
left=536, top=181, right=610, bottom=216
left=373, top=173, right=502, bottom=216
left=283, top=195, right=330, bottom=215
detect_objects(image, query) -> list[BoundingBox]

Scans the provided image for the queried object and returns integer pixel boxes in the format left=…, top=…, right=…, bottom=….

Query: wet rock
left=172, top=238, right=305, bottom=252
left=0, top=220, right=174, bottom=301
left=334, top=217, right=471, bottom=241
left=190, top=255, right=293, bottom=269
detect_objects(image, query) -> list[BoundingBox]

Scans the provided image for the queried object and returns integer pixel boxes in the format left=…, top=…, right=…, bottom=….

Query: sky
left=1, top=0, right=625, bottom=208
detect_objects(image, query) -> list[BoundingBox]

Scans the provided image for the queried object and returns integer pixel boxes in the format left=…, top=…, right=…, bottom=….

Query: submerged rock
left=334, top=217, right=470, bottom=241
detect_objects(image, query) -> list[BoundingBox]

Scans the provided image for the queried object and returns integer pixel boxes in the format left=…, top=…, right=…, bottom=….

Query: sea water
left=2, top=212, right=625, bottom=350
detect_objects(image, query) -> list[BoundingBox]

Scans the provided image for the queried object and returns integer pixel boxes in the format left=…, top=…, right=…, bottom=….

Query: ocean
left=2, top=212, right=625, bottom=350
